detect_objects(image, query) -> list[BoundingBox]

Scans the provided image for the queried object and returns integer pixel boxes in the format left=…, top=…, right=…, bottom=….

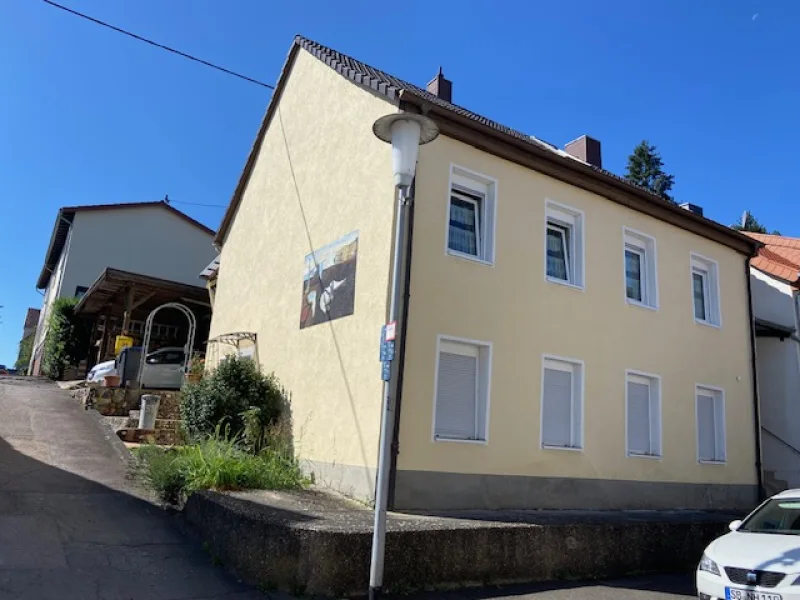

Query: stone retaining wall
left=184, top=490, right=733, bottom=596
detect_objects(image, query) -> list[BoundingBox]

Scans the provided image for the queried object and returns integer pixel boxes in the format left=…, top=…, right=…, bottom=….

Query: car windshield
left=740, top=498, right=800, bottom=535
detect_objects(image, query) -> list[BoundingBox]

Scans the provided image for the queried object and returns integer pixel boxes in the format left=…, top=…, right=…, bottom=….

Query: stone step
left=125, top=415, right=183, bottom=431
left=117, top=427, right=184, bottom=445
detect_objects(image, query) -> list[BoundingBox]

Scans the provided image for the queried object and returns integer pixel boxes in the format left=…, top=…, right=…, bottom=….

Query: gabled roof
left=37, top=201, right=215, bottom=289
left=746, top=232, right=800, bottom=286
left=215, top=35, right=759, bottom=257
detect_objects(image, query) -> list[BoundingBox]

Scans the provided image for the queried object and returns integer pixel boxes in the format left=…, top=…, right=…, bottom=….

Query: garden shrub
left=180, top=356, right=284, bottom=440
left=42, top=297, right=91, bottom=380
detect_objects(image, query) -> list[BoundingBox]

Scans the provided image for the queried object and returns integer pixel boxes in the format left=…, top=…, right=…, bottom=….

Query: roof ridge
left=293, top=35, right=685, bottom=205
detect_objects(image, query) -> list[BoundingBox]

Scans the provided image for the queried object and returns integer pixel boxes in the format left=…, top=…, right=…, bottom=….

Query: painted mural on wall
left=300, top=230, right=358, bottom=329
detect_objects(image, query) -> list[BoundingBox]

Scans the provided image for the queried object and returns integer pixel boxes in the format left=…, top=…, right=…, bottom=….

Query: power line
left=42, top=0, right=275, bottom=90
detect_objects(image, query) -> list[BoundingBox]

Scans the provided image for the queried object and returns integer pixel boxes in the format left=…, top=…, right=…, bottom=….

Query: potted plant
left=186, top=354, right=205, bottom=383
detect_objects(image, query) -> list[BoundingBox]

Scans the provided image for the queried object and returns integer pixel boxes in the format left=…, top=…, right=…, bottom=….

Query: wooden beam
left=131, top=291, right=156, bottom=311
left=121, top=285, right=135, bottom=332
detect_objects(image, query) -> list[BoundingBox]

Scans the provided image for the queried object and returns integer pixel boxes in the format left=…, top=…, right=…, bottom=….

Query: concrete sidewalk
left=0, top=376, right=265, bottom=600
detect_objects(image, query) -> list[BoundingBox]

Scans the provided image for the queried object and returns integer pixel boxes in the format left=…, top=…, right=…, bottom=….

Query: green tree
left=15, top=336, right=33, bottom=373
left=732, top=211, right=781, bottom=235
left=42, top=297, right=91, bottom=380
left=625, top=140, right=676, bottom=202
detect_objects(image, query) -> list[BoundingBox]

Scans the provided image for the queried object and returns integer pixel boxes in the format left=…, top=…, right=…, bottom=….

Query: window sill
left=694, top=318, right=721, bottom=330
left=626, top=299, right=659, bottom=312
left=446, top=249, right=494, bottom=267
left=546, top=277, right=585, bottom=292
left=628, top=452, right=662, bottom=460
left=698, top=459, right=727, bottom=465
left=542, top=444, right=583, bottom=452
left=434, top=436, right=488, bottom=445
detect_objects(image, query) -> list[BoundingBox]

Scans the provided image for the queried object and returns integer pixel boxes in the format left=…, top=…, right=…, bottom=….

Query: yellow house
left=210, top=36, right=762, bottom=511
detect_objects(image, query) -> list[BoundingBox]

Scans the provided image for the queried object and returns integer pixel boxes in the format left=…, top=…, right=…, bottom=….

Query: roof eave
left=399, top=90, right=760, bottom=257
left=36, top=207, right=75, bottom=290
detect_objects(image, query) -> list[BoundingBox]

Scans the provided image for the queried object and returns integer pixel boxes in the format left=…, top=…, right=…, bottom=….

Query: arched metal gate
left=136, top=302, right=197, bottom=387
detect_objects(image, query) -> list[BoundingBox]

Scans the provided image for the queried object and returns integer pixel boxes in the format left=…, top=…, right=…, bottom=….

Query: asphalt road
left=0, top=376, right=264, bottom=600
left=400, top=573, right=696, bottom=599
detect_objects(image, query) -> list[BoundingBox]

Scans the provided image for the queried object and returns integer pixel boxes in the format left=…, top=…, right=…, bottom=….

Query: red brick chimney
left=565, top=135, right=602, bottom=169
left=427, top=67, right=452, bottom=103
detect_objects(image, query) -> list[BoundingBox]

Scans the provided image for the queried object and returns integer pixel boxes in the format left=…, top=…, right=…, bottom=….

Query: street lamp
left=369, top=112, right=439, bottom=600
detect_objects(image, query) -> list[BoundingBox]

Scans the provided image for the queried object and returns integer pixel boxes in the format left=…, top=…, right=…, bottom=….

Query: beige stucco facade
left=393, top=134, right=758, bottom=510
left=209, top=49, right=397, bottom=502
left=211, top=40, right=759, bottom=511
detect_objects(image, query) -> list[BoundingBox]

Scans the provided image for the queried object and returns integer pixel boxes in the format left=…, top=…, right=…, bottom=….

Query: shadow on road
left=0, top=378, right=267, bottom=600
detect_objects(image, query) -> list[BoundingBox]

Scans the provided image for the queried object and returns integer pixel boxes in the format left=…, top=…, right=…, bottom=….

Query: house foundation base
left=393, top=469, right=759, bottom=512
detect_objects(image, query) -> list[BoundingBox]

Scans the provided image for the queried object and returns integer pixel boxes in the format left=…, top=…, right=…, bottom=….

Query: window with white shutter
left=433, top=338, right=491, bottom=442
left=541, top=357, right=583, bottom=450
left=626, top=372, right=661, bottom=457
left=696, top=386, right=726, bottom=463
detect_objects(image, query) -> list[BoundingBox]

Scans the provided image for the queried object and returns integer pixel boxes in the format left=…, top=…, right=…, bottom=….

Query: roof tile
left=747, top=234, right=800, bottom=286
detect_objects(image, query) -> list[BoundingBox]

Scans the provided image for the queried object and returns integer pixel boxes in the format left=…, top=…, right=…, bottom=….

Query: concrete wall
left=394, top=134, right=758, bottom=510
left=186, top=489, right=735, bottom=596
left=208, top=49, right=397, bottom=503
left=62, top=205, right=216, bottom=295
left=754, top=306, right=800, bottom=487
left=749, top=268, right=800, bottom=488
left=751, top=268, right=797, bottom=328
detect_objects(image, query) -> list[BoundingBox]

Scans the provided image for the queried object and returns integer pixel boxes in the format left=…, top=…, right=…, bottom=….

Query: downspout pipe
left=387, top=179, right=415, bottom=510
left=746, top=257, right=766, bottom=502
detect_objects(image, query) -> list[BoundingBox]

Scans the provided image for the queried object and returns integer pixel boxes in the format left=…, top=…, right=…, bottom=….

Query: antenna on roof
left=741, top=210, right=749, bottom=228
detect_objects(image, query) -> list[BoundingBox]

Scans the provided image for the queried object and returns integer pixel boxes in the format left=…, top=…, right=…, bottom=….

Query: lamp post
left=369, top=112, right=439, bottom=599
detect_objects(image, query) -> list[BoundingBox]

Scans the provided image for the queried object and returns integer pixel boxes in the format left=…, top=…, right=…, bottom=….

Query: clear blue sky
left=0, top=0, right=796, bottom=365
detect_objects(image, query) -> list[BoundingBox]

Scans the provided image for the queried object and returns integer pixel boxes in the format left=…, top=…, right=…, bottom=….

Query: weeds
left=134, top=427, right=308, bottom=504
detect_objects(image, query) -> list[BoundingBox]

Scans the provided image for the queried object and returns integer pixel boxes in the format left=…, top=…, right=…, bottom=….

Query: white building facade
left=30, top=201, right=216, bottom=375
left=747, top=233, right=800, bottom=491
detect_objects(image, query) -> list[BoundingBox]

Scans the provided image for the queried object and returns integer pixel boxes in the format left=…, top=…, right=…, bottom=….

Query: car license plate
left=726, top=588, right=782, bottom=600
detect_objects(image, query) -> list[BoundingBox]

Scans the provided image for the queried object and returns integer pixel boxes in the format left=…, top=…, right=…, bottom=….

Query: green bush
left=134, top=429, right=307, bottom=504
left=42, top=297, right=91, bottom=380
left=180, top=356, right=284, bottom=440
left=15, top=335, right=33, bottom=373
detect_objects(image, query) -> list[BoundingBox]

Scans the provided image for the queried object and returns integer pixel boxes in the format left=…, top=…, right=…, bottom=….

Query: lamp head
left=373, top=113, right=439, bottom=190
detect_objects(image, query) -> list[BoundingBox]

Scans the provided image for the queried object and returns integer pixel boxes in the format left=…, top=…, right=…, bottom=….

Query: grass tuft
left=134, top=429, right=307, bottom=504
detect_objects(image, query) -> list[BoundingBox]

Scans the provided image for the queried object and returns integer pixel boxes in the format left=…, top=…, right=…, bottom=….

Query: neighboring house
left=745, top=233, right=800, bottom=491
left=15, top=308, right=40, bottom=373
left=208, top=36, right=761, bottom=511
left=30, top=201, right=217, bottom=376
left=22, top=308, right=40, bottom=341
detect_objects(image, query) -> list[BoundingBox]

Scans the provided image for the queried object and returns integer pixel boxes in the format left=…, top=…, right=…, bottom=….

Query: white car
left=86, top=360, right=117, bottom=383
left=86, top=347, right=188, bottom=389
left=697, top=489, right=800, bottom=600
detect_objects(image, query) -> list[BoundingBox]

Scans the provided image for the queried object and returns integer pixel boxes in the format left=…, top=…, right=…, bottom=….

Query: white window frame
left=540, top=355, right=584, bottom=451
left=545, top=200, right=585, bottom=290
left=625, top=370, right=662, bottom=459
left=431, top=335, right=493, bottom=444
left=445, top=165, right=497, bottom=266
left=690, top=253, right=721, bottom=327
left=623, top=227, right=659, bottom=310
left=695, top=384, right=726, bottom=464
